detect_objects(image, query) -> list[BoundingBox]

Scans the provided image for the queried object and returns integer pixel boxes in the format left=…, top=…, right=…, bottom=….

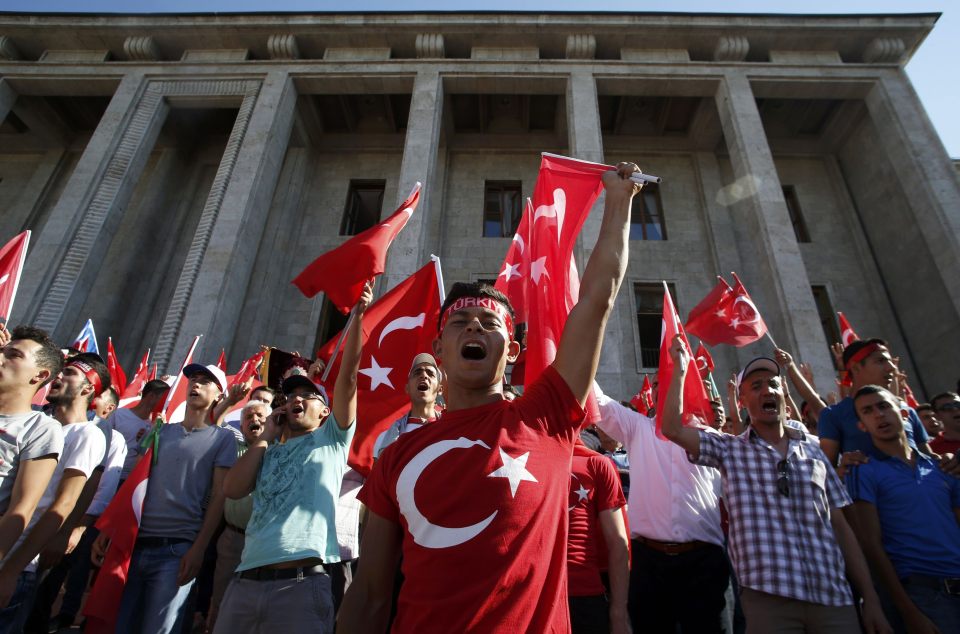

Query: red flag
left=83, top=441, right=153, bottom=633
left=216, top=349, right=227, bottom=373
left=902, top=381, right=920, bottom=410
left=293, top=183, right=421, bottom=313
left=494, top=198, right=533, bottom=325
left=163, top=336, right=200, bottom=423
left=693, top=343, right=715, bottom=380
left=120, top=349, right=151, bottom=408
left=0, top=231, right=29, bottom=325
left=656, top=284, right=712, bottom=439
left=148, top=363, right=157, bottom=381
left=837, top=312, right=859, bottom=348
left=317, top=260, right=442, bottom=476
left=685, top=273, right=768, bottom=347
left=641, top=375, right=654, bottom=410
left=31, top=383, right=50, bottom=408
left=230, top=349, right=265, bottom=389
left=106, top=338, right=127, bottom=395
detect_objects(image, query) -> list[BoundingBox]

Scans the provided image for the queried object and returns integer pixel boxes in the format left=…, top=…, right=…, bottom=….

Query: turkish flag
left=0, top=230, right=29, bottom=325
left=216, top=349, right=227, bottom=373
left=148, top=363, right=157, bottom=382
left=163, top=336, right=200, bottom=423
left=630, top=375, right=653, bottom=412
left=231, top=349, right=265, bottom=389
left=494, top=198, right=533, bottom=325
left=293, top=182, right=421, bottom=313
left=685, top=273, right=768, bottom=347
left=31, top=383, right=50, bottom=408
left=120, top=349, right=151, bottom=408
left=693, top=343, right=715, bottom=380
left=837, top=312, right=859, bottom=348
left=106, top=338, right=127, bottom=395
left=656, top=285, right=712, bottom=439
left=83, top=441, right=153, bottom=633
left=317, top=261, right=442, bottom=476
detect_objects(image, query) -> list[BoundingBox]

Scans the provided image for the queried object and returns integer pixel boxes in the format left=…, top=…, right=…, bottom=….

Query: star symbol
left=359, top=356, right=394, bottom=391
left=715, top=308, right=727, bottom=318
left=487, top=448, right=538, bottom=498
left=499, top=261, right=521, bottom=282
left=730, top=317, right=740, bottom=328
left=530, top=257, right=549, bottom=285
left=575, top=484, right=590, bottom=502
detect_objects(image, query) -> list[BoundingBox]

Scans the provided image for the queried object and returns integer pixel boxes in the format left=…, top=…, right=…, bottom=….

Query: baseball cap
left=183, top=364, right=228, bottom=393
left=409, top=353, right=440, bottom=377
left=736, top=357, right=780, bottom=390
left=281, top=374, right=329, bottom=404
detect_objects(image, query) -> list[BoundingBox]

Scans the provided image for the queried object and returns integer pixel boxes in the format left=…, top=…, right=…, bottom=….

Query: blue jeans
left=114, top=539, right=195, bottom=634
left=0, top=570, right=36, bottom=634
left=904, top=581, right=960, bottom=633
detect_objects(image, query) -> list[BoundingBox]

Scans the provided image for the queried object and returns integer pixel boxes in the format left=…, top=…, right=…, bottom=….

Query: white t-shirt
left=0, top=411, right=63, bottom=514
left=108, top=408, right=151, bottom=479
left=88, top=428, right=128, bottom=517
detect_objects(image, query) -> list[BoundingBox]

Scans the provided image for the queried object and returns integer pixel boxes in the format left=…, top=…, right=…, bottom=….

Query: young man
left=0, top=352, right=108, bottom=631
left=916, top=403, right=944, bottom=437
left=661, top=338, right=890, bottom=633
left=338, top=162, right=643, bottom=632
left=93, top=363, right=237, bottom=634
left=846, top=385, right=960, bottom=633
left=930, top=392, right=960, bottom=455
left=109, top=379, right=170, bottom=482
left=215, top=285, right=368, bottom=633
left=373, top=353, right=442, bottom=460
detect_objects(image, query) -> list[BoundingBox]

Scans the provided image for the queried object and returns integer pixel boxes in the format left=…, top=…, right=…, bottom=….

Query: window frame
left=340, top=179, right=386, bottom=237
left=482, top=180, right=523, bottom=238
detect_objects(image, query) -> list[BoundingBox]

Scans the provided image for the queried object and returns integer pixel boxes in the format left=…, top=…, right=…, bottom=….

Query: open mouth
left=760, top=397, right=778, bottom=414
left=417, top=381, right=429, bottom=392
left=290, top=403, right=305, bottom=415
left=248, top=423, right=262, bottom=433
left=461, top=341, right=487, bottom=361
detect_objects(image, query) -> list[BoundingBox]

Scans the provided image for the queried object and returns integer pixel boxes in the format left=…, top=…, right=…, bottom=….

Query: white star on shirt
left=487, top=448, right=538, bottom=498
left=530, top=256, right=550, bottom=285
left=359, top=356, right=393, bottom=391
left=499, top=261, right=521, bottom=282
left=575, top=484, right=590, bottom=502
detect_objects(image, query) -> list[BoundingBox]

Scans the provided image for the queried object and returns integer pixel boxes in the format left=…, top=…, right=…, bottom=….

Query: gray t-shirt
left=0, top=411, right=64, bottom=514
left=138, top=423, right=238, bottom=541
left=108, top=408, right=151, bottom=479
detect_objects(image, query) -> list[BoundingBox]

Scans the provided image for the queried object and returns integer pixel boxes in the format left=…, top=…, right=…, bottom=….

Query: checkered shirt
left=695, top=425, right=854, bottom=606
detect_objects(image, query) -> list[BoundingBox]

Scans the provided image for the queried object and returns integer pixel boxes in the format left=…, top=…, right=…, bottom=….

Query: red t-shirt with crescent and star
left=360, top=365, right=586, bottom=633
left=567, top=445, right=626, bottom=596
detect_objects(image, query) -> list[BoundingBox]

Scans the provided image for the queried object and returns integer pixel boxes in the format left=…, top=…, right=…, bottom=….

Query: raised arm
left=332, top=281, right=373, bottom=430
left=337, top=510, right=403, bottom=633
left=726, top=373, right=744, bottom=435
left=660, top=336, right=702, bottom=458
left=554, top=163, right=641, bottom=404
left=773, top=348, right=826, bottom=418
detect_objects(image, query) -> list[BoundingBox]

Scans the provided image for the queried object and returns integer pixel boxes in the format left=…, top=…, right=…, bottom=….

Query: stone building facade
left=0, top=11, right=958, bottom=401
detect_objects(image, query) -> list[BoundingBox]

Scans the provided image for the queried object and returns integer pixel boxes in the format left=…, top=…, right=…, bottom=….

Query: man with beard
left=0, top=353, right=107, bottom=632
left=373, top=353, right=442, bottom=460
left=93, top=363, right=237, bottom=634
left=215, top=284, right=368, bottom=633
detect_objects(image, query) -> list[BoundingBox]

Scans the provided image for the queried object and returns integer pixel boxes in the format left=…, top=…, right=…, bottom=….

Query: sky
left=3, top=1, right=957, bottom=157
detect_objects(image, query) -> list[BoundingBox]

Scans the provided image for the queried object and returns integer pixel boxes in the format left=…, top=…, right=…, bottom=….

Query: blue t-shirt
left=818, top=397, right=928, bottom=457
left=846, top=452, right=960, bottom=578
left=238, top=415, right=355, bottom=570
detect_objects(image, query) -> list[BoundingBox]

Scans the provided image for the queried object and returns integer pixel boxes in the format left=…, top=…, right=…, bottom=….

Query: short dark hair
left=931, top=391, right=960, bottom=411
left=852, top=384, right=896, bottom=410
left=100, top=386, right=119, bottom=407
left=142, top=379, right=171, bottom=397
left=841, top=338, right=887, bottom=368
left=10, top=325, right=63, bottom=386
left=250, top=385, right=276, bottom=399
left=438, top=282, right=515, bottom=332
left=69, top=352, right=112, bottom=403
left=916, top=403, right=934, bottom=414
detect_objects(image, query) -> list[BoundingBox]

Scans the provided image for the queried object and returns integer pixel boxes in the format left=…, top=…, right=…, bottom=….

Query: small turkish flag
left=693, top=343, right=715, bottom=380
left=630, top=375, right=654, bottom=412
left=119, top=349, right=151, bottom=409
left=216, top=349, right=227, bottom=373
left=293, top=182, right=421, bottom=314
left=317, top=260, right=442, bottom=476
left=162, top=336, right=200, bottom=423
left=837, top=312, right=859, bottom=348
left=494, top=198, right=533, bottom=325
left=0, top=230, right=29, bottom=326
left=685, top=273, right=768, bottom=347
left=656, top=284, right=713, bottom=439
left=106, top=338, right=127, bottom=395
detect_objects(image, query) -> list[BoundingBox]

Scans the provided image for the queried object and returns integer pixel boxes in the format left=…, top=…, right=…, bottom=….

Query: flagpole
left=320, top=306, right=357, bottom=384
left=161, top=334, right=201, bottom=416
left=765, top=331, right=778, bottom=349
left=430, top=254, right=446, bottom=304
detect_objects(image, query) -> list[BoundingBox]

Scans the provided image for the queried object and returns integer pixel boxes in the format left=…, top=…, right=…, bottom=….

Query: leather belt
left=238, top=564, right=327, bottom=582
left=634, top=535, right=711, bottom=556
left=901, top=574, right=960, bottom=596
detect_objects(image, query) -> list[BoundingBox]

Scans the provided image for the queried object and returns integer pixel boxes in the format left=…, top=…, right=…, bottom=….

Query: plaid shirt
left=695, top=425, right=854, bottom=606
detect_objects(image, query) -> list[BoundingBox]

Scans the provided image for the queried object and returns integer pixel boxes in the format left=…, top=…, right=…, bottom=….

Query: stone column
left=25, top=72, right=160, bottom=335
left=382, top=69, right=443, bottom=293
left=714, top=71, right=834, bottom=387
left=157, top=71, right=297, bottom=370
left=0, top=78, right=16, bottom=125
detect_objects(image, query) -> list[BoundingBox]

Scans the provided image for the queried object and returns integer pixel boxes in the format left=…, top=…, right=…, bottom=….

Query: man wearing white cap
left=95, top=362, right=238, bottom=634
left=372, top=352, right=442, bottom=460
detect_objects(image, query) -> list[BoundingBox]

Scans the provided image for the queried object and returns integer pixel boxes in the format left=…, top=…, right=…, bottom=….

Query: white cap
left=182, top=363, right=228, bottom=393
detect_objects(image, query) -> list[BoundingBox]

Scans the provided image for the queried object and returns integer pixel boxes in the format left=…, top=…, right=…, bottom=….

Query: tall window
left=635, top=282, right=677, bottom=368
left=629, top=184, right=666, bottom=241
left=483, top=181, right=522, bottom=237
left=782, top=185, right=811, bottom=243
left=341, top=180, right=385, bottom=236
left=811, top=285, right=841, bottom=350
left=315, top=297, right=350, bottom=352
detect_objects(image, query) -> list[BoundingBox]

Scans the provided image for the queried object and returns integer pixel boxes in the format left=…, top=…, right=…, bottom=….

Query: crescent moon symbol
left=732, top=295, right=761, bottom=327
left=513, top=233, right=525, bottom=255
left=132, top=478, right=149, bottom=525
left=534, top=188, right=566, bottom=242
left=397, top=437, right=498, bottom=549
left=378, top=313, right=426, bottom=347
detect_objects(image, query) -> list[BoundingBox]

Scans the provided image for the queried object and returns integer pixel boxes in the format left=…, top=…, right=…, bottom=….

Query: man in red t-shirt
left=930, top=392, right=960, bottom=455
left=338, top=162, right=644, bottom=633
left=567, top=442, right=629, bottom=634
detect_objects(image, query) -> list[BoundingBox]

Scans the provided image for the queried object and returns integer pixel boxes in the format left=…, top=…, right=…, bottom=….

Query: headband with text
left=439, top=296, right=514, bottom=339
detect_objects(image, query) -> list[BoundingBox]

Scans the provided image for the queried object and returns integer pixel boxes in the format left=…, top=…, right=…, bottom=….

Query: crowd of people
left=0, top=160, right=956, bottom=634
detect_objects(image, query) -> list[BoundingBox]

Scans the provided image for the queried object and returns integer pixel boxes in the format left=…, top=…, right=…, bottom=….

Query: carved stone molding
left=267, top=34, right=299, bottom=60
left=415, top=33, right=444, bottom=58
left=123, top=36, right=161, bottom=61
left=714, top=36, right=749, bottom=62
left=566, top=34, right=596, bottom=59
left=0, top=36, right=21, bottom=61
left=863, top=38, right=905, bottom=64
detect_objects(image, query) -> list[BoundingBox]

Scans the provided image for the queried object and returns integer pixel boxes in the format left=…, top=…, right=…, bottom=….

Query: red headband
left=439, top=296, right=514, bottom=339
left=67, top=360, right=104, bottom=397
left=845, top=342, right=881, bottom=371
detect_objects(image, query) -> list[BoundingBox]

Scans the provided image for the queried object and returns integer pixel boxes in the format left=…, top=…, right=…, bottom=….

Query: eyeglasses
left=936, top=402, right=960, bottom=412
left=776, top=459, right=789, bottom=498
left=291, top=392, right=325, bottom=403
